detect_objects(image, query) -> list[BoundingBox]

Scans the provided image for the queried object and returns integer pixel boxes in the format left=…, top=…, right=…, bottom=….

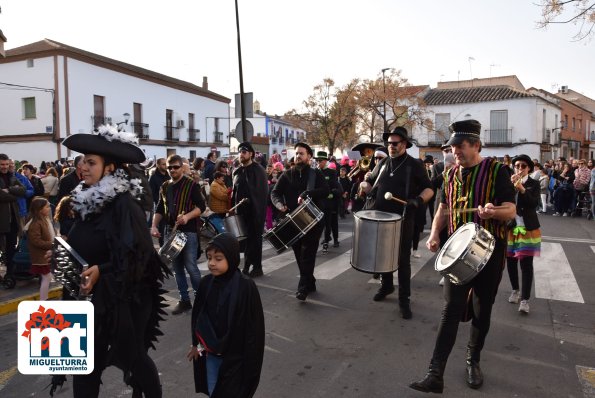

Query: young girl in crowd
left=188, top=233, right=264, bottom=397
left=25, top=196, right=55, bottom=300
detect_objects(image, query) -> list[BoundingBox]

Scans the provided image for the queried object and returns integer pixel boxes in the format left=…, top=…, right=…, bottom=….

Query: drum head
left=355, top=210, right=401, bottom=222
left=436, top=223, right=475, bottom=271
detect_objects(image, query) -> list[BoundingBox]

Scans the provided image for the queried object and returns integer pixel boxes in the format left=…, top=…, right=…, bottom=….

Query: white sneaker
left=412, top=250, right=421, bottom=258
left=439, top=277, right=445, bottom=286
left=519, top=300, right=530, bottom=314
left=563, top=212, right=569, bottom=217
left=508, top=290, right=520, bottom=304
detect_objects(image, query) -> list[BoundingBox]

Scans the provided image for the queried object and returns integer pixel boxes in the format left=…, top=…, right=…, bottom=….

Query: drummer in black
left=271, top=142, right=329, bottom=301
left=232, top=142, right=268, bottom=277
left=410, top=119, right=516, bottom=393
left=362, top=127, right=434, bottom=319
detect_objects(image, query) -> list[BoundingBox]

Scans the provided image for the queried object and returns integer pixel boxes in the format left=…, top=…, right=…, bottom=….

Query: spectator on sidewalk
left=56, top=155, right=83, bottom=204
left=41, top=167, right=60, bottom=206
left=8, top=159, right=34, bottom=221
left=553, top=163, right=575, bottom=216
left=25, top=197, right=55, bottom=300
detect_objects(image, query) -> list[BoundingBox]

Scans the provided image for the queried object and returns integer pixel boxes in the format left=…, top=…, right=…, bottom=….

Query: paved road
left=1, top=213, right=594, bottom=397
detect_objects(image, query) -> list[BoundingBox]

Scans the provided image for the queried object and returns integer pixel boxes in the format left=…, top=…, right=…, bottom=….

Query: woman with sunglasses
left=506, top=154, right=541, bottom=314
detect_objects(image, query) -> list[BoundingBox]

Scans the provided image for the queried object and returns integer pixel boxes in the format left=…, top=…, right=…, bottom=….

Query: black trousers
left=379, top=215, right=414, bottom=303
left=244, top=222, right=264, bottom=271
left=1, top=220, right=19, bottom=279
left=506, top=256, right=534, bottom=300
left=73, top=291, right=161, bottom=398
left=431, top=239, right=506, bottom=364
left=323, top=208, right=339, bottom=243
left=292, top=222, right=324, bottom=291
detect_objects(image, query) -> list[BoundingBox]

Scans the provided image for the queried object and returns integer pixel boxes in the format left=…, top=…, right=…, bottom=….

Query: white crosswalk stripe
left=534, top=242, right=584, bottom=303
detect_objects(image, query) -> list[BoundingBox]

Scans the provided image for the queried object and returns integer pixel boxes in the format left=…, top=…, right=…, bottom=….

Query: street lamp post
left=381, top=68, right=389, bottom=135
left=234, top=0, right=247, bottom=142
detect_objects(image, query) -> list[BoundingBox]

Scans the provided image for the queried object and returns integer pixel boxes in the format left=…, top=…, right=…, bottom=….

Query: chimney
left=202, top=76, right=208, bottom=90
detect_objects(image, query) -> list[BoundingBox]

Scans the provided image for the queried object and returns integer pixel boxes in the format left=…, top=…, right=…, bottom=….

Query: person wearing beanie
left=410, top=119, right=516, bottom=393
left=231, top=142, right=268, bottom=277
left=188, top=233, right=264, bottom=397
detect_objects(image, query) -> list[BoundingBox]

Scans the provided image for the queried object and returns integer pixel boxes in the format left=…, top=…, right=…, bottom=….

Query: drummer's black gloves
left=406, top=196, right=423, bottom=210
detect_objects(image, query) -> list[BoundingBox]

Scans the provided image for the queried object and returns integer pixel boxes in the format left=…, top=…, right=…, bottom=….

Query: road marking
left=365, top=236, right=434, bottom=284
left=542, top=235, right=595, bottom=245
left=314, top=250, right=352, bottom=280
left=0, top=366, right=18, bottom=392
left=576, top=365, right=595, bottom=398
left=592, top=246, right=595, bottom=255
left=534, top=242, right=584, bottom=303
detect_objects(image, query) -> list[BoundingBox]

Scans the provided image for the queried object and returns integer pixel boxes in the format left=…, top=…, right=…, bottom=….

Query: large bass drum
left=263, top=198, right=324, bottom=253
left=351, top=210, right=402, bottom=274
left=435, top=222, right=495, bottom=285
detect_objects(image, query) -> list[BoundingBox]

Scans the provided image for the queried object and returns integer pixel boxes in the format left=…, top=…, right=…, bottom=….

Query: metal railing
left=483, top=129, right=512, bottom=145
left=213, top=131, right=223, bottom=143
left=188, top=128, right=200, bottom=142
left=91, top=116, right=112, bottom=128
left=131, top=122, right=150, bottom=139
left=165, top=126, right=180, bottom=141
left=270, top=137, right=278, bottom=144
left=427, top=132, right=448, bottom=146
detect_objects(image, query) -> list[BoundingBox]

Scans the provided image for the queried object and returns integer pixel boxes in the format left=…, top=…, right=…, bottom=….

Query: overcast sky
left=2, top=0, right=593, bottom=115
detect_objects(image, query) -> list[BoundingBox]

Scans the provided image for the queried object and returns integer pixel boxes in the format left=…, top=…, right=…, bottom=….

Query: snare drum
left=224, top=214, right=248, bottom=240
left=435, top=222, right=495, bottom=285
left=263, top=198, right=324, bottom=253
left=351, top=210, right=402, bottom=274
left=159, top=230, right=188, bottom=266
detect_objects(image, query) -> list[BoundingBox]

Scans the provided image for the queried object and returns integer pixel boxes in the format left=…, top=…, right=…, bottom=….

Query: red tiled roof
left=3, top=39, right=230, bottom=103
left=424, top=86, right=533, bottom=106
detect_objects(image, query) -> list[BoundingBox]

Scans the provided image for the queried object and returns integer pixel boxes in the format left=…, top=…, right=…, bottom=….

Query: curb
left=0, top=287, right=63, bottom=316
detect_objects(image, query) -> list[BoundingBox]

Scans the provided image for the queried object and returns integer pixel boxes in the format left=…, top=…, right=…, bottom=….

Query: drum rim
left=435, top=223, right=482, bottom=272
left=354, top=209, right=402, bottom=221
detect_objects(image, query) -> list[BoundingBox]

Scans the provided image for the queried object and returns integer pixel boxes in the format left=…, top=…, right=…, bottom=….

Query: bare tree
left=536, top=0, right=595, bottom=41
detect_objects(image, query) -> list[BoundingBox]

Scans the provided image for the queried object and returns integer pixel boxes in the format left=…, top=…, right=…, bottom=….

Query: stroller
left=572, top=190, right=593, bottom=219
left=2, top=233, right=35, bottom=289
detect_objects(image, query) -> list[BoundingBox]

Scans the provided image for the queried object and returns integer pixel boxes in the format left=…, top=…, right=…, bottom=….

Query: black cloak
left=191, top=233, right=265, bottom=397
left=232, top=162, right=268, bottom=231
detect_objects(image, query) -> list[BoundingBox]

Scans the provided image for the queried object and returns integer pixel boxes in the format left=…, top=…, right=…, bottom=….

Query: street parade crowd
left=1, top=120, right=595, bottom=397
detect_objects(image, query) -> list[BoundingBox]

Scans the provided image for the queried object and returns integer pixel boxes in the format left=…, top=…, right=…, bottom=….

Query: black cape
left=232, top=162, right=268, bottom=231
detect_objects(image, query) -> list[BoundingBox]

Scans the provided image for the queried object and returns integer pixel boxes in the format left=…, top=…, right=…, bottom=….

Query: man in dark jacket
left=0, top=153, right=26, bottom=288
left=316, top=151, right=342, bottom=249
left=271, top=143, right=329, bottom=301
left=149, top=158, right=169, bottom=245
left=56, top=155, right=84, bottom=203
left=203, top=152, right=217, bottom=182
left=232, top=142, right=268, bottom=277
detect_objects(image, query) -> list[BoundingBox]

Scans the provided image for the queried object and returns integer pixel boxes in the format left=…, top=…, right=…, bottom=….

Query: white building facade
left=0, top=39, right=231, bottom=166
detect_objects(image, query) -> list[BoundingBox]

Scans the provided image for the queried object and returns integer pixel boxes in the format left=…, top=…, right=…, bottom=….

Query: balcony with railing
left=188, top=128, right=200, bottom=142
left=132, top=122, right=150, bottom=139
left=427, top=132, right=448, bottom=146
left=91, top=116, right=112, bottom=128
left=278, top=137, right=285, bottom=144
left=165, top=126, right=180, bottom=141
left=484, top=129, right=512, bottom=146
left=213, top=131, right=224, bottom=144
left=542, top=128, right=551, bottom=144
left=270, top=137, right=278, bottom=144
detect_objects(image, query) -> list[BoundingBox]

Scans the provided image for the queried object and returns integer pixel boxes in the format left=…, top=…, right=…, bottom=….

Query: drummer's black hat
left=382, top=126, right=413, bottom=148
left=446, top=119, right=482, bottom=146
left=295, top=142, right=314, bottom=157
left=511, top=154, right=534, bottom=173
left=238, top=141, right=255, bottom=158
left=62, top=124, right=145, bottom=164
left=423, top=155, right=434, bottom=164
left=315, top=151, right=329, bottom=161
left=351, top=142, right=383, bottom=154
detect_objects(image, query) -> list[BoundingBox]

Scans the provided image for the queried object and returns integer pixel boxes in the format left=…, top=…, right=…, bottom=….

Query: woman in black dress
left=61, top=125, right=170, bottom=397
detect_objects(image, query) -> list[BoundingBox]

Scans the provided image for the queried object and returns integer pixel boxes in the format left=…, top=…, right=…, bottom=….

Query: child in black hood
left=187, top=233, right=265, bottom=397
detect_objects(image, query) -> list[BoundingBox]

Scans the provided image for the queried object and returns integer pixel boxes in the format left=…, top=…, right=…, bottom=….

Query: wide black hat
left=382, top=126, right=413, bottom=148
left=423, top=155, right=434, bottom=164
left=295, top=142, right=314, bottom=157
left=62, top=125, right=145, bottom=164
left=315, top=151, right=329, bottom=161
left=446, top=119, right=482, bottom=146
left=511, top=154, right=534, bottom=173
left=351, top=142, right=383, bottom=154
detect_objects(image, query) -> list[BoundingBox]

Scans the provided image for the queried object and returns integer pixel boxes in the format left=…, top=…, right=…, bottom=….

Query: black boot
left=465, top=349, right=483, bottom=389
left=409, top=360, right=446, bottom=393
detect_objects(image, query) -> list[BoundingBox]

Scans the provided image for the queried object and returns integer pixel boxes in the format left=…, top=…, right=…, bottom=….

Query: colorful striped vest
left=444, top=157, right=507, bottom=240
left=161, top=176, right=199, bottom=225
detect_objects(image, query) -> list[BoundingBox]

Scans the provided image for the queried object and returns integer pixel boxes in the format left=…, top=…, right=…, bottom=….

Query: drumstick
left=445, top=206, right=506, bottom=214
left=384, top=192, right=408, bottom=205
left=172, top=211, right=185, bottom=231
left=227, top=198, right=248, bottom=215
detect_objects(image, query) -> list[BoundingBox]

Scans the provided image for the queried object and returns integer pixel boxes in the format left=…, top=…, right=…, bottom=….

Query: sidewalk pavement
left=0, top=277, right=62, bottom=316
